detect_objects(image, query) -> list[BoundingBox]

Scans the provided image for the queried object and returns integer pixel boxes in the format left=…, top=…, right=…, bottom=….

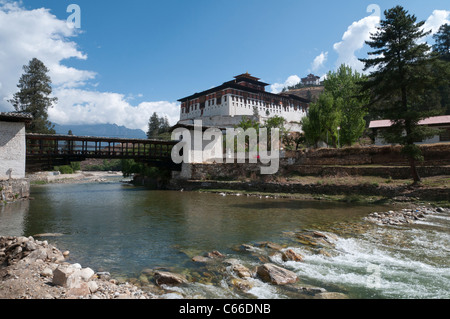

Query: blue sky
left=0, top=0, right=449, bottom=131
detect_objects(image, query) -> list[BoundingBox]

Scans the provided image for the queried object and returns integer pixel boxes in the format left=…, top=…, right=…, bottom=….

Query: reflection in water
left=0, top=200, right=29, bottom=236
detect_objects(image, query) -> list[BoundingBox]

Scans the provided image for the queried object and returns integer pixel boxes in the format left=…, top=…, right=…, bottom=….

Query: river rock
left=79, top=267, right=95, bottom=281
left=40, top=267, right=53, bottom=277
left=154, top=271, right=188, bottom=286
left=255, top=242, right=284, bottom=250
left=52, top=265, right=79, bottom=288
left=206, top=250, right=225, bottom=258
left=231, top=263, right=252, bottom=278
left=312, top=292, right=348, bottom=299
left=281, top=249, right=303, bottom=262
left=52, top=265, right=95, bottom=289
left=256, top=263, right=298, bottom=285
left=192, top=256, right=211, bottom=263
left=231, top=278, right=253, bottom=292
left=67, top=282, right=91, bottom=297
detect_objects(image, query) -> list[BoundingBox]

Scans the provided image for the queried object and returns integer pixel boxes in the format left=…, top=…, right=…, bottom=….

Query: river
left=1, top=177, right=449, bottom=299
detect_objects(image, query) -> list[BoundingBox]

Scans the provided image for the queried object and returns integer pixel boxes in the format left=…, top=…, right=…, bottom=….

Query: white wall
left=179, top=92, right=307, bottom=133
left=374, top=127, right=450, bottom=146
left=0, top=121, right=26, bottom=179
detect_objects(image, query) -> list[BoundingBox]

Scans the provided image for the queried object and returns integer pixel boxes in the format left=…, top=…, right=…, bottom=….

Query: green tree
left=359, top=6, right=444, bottom=183
left=432, top=24, right=450, bottom=114
left=8, top=58, right=57, bottom=134
left=264, top=115, right=288, bottom=149
left=301, top=102, right=323, bottom=148
left=301, top=92, right=339, bottom=147
left=236, top=116, right=260, bottom=131
left=323, top=64, right=368, bottom=146
left=147, top=112, right=160, bottom=139
left=433, top=24, right=450, bottom=62
left=301, top=65, right=366, bottom=148
left=147, top=112, right=171, bottom=140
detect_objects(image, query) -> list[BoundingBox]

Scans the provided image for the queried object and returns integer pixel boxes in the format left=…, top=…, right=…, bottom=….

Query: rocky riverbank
left=364, top=206, right=447, bottom=226
left=0, top=235, right=170, bottom=299
left=28, top=171, right=125, bottom=185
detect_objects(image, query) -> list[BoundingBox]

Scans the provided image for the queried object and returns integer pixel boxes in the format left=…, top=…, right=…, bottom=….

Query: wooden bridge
left=25, top=133, right=180, bottom=172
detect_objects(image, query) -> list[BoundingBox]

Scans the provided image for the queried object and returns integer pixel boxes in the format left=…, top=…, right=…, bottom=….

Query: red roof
left=369, top=115, right=450, bottom=129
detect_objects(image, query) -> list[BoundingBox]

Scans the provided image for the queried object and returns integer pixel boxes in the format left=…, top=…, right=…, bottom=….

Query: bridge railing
left=26, top=134, right=177, bottom=161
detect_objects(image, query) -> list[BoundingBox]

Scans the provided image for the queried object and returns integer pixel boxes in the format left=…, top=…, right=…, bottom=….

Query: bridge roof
left=26, top=133, right=177, bottom=144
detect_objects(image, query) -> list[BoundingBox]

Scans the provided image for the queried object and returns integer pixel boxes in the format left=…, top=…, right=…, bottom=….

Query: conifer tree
left=433, top=24, right=450, bottom=62
left=359, top=6, right=443, bottom=183
left=432, top=24, right=450, bottom=114
left=9, top=58, right=57, bottom=134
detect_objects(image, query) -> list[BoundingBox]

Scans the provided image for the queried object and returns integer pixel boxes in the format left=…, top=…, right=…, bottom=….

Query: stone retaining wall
left=185, top=162, right=450, bottom=180
left=285, top=143, right=450, bottom=166
left=177, top=144, right=450, bottom=181
left=0, top=179, right=30, bottom=203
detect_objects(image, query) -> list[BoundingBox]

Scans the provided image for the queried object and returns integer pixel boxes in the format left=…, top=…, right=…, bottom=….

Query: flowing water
left=0, top=177, right=448, bottom=299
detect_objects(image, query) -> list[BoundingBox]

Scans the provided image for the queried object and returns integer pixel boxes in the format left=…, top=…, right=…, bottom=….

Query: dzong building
left=177, top=73, right=310, bottom=132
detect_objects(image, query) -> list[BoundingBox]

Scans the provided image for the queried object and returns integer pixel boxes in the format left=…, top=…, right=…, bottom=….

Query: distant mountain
left=53, top=123, right=147, bottom=139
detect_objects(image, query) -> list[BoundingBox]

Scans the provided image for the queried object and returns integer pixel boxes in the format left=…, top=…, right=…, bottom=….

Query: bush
left=55, top=165, right=74, bottom=174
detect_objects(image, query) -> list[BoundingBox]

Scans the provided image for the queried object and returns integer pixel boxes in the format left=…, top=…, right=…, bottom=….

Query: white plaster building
left=177, top=73, right=310, bottom=132
left=369, top=115, right=450, bottom=146
left=0, top=112, right=32, bottom=179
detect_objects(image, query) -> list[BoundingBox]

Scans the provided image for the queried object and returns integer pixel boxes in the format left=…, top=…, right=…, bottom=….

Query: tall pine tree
left=433, top=24, right=450, bottom=62
left=359, top=6, right=443, bottom=183
left=9, top=58, right=57, bottom=134
left=432, top=24, right=450, bottom=114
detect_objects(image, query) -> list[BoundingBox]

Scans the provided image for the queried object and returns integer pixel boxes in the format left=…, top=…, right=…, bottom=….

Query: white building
left=301, top=74, right=321, bottom=86
left=0, top=112, right=32, bottom=179
left=369, top=115, right=450, bottom=146
left=177, top=73, right=310, bottom=132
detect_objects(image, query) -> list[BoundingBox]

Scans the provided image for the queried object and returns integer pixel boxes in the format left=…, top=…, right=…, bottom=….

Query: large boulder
left=154, top=271, right=188, bottom=286
left=256, top=263, right=298, bottom=285
left=52, top=264, right=95, bottom=297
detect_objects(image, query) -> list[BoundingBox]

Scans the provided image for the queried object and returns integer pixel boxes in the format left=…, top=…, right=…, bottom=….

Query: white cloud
left=331, top=7, right=450, bottom=73
left=49, top=88, right=180, bottom=132
left=333, top=14, right=380, bottom=73
left=0, top=1, right=95, bottom=105
left=423, top=9, right=450, bottom=35
left=311, top=51, right=328, bottom=72
left=270, top=75, right=301, bottom=93
left=0, top=1, right=179, bottom=132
